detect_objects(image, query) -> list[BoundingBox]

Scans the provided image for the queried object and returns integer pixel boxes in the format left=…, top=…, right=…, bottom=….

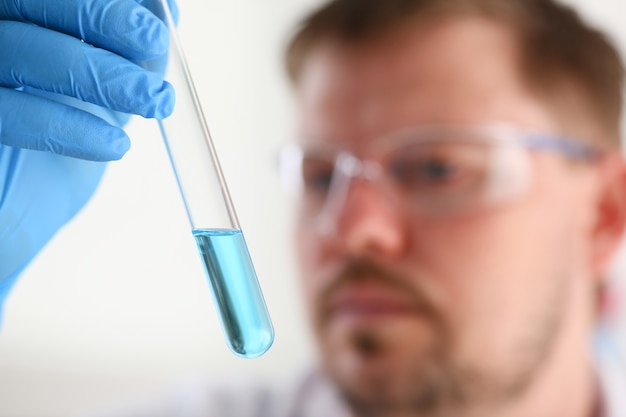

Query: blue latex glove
left=0, top=0, right=177, bottom=315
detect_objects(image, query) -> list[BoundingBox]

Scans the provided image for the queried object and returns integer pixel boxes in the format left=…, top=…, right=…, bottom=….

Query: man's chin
left=322, top=310, right=437, bottom=358
left=317, top=314, right=459, bottom=415
left=321, top=318, right=439, bottom=395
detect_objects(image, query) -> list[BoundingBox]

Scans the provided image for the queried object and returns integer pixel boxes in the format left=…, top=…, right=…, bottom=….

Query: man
left=279, top=1, right=626, bottom=416
left=1, top=0, right=625, bottom=416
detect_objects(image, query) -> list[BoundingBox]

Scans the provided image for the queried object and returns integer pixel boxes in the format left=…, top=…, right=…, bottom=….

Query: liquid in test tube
left=154, top=0, right=274, bottom=358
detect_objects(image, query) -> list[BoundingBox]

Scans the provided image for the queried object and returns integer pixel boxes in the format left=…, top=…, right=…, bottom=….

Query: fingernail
left=133, top=10, right=170, bottom=59
left=152, top=21, right=170, bottom=57
left=108, top=134, right=131, bottom=160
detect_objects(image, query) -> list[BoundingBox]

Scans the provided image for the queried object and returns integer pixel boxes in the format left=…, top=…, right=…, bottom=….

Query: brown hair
left=285, top=0, right=624, bottom=145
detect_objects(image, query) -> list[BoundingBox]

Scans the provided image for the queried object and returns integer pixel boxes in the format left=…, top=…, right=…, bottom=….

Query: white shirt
left=594, top=323, right=626, bottom=416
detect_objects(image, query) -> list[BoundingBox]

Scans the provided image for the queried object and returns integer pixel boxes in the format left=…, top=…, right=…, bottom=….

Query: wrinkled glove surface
left=0, top=0, right=177, bottom=309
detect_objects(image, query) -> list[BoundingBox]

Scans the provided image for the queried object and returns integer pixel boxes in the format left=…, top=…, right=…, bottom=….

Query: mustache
left=317, top=256, right=442, bottom=322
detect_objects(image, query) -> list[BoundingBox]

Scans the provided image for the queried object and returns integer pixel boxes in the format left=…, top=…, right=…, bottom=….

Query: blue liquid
left=193, top=229, right=274, bottom=358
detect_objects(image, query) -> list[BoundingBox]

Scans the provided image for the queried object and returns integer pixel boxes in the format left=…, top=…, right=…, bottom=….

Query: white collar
left=593, top=323, right=626, bottom=417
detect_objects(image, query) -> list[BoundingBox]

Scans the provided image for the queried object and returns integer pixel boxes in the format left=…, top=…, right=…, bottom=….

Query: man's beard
left=316, top=257, right=567, bottom=417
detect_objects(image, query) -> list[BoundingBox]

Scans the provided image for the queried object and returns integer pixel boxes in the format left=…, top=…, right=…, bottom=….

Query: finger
left=132, top=0, right=179, bottom=76
left=22, top=85, right=133, bottom=128
left=0, top=88, right=130, bottom=161
left=0, top=21, right=174, bottom=119
left=0, top=0, right=168, bottom=61
left=136, top=0, right=180, bottom=25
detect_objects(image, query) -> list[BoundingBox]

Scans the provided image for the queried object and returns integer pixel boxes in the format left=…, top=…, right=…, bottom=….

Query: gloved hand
left=0, top=0, right=178, bottom=313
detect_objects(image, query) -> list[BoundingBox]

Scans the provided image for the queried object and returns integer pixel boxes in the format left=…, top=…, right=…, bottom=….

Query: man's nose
left=319, top=178, right=408, bottom=258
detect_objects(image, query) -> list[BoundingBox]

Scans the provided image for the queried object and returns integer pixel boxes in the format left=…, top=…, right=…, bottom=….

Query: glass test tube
left=154, top=0, right=274, bottom=358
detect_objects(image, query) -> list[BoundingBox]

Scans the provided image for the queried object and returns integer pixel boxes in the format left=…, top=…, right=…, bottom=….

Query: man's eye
left=389, top=151, right=489, bottom=199
left=304, top=171, right=333, bottom=192
left=301, top=160, right=335, bottom=194
left=391, top=158, right=460, bottom=185
left=419, top=160, right=457, bottom=181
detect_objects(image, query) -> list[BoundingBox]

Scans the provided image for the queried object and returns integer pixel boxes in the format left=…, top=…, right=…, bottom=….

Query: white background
left=1, top=1, right=625, bottom=416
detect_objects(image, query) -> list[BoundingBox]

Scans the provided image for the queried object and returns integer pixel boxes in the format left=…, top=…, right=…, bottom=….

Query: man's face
left=293, top=17, right=603, bottom=416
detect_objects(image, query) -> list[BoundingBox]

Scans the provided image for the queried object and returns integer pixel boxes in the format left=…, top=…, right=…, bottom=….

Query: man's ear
left=590, top=153, right=626, bottom=276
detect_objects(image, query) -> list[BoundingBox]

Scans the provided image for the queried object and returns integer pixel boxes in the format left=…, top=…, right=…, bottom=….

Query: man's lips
left=324, top=282, right=420, bottom=320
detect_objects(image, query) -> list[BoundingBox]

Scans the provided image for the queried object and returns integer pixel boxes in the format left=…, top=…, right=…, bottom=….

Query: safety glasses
left=279, top=124, right=602, bottom=226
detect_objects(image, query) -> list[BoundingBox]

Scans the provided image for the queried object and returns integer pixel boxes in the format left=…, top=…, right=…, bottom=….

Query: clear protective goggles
left=278, top=124, right=601, bottom=227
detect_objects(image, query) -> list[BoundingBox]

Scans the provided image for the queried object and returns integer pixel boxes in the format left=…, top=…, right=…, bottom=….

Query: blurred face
left=293, top=17, right=604, bottom=417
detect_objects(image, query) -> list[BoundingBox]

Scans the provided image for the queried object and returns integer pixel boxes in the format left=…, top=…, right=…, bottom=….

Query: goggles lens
left=279, top=124, right=600, bottom=222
